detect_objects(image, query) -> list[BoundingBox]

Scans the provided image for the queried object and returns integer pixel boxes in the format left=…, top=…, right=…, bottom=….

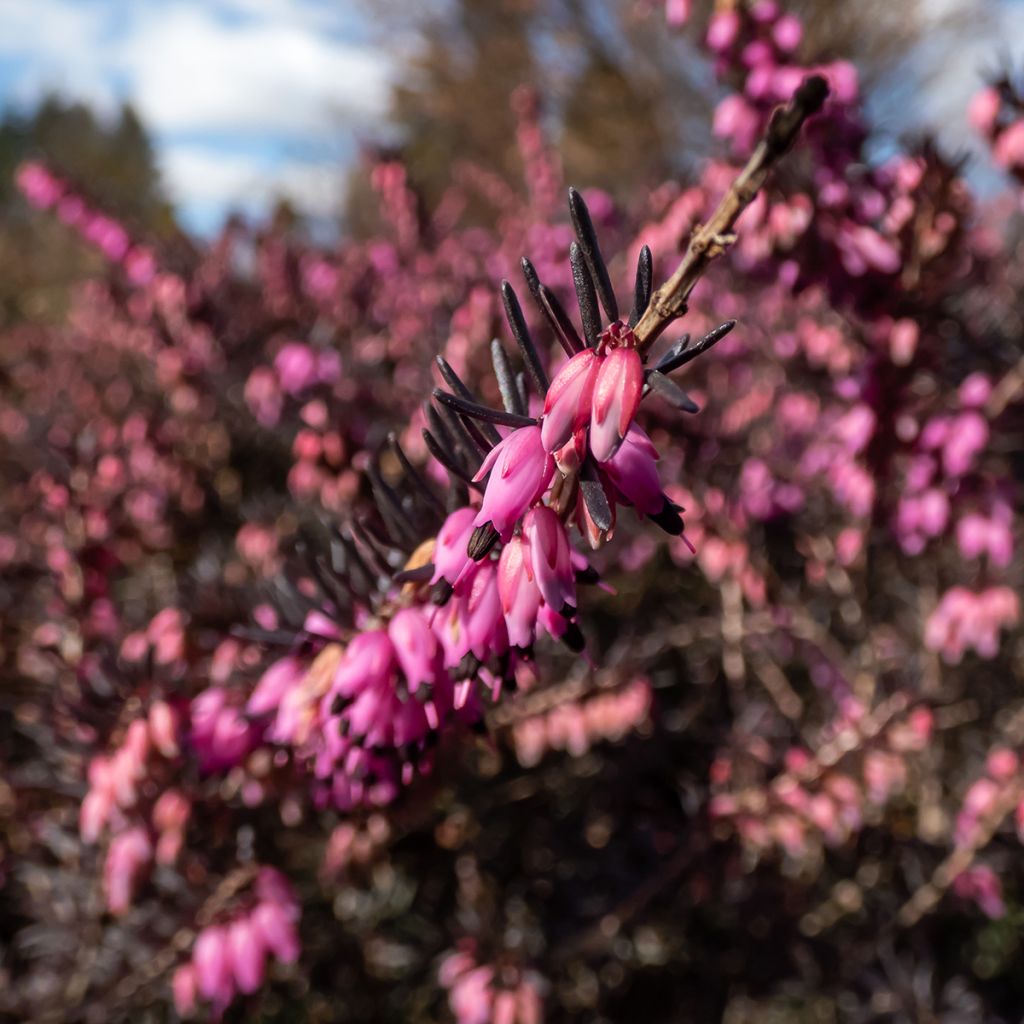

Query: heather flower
left=498, top=535, right=543, bottom=649
left=540, top=349, right=598, bottom=453
left=431, top=506, right=478, bottom=595
left=251, top=900, right=300, bottom=964
left=194, top=924, right=233, bottom=1005
left=189, top=687, right=259, bottom=773
left=172, top=963, right=199, bottom=1017
left=522, top=506, right=575, bottom=616
left=590, top=344, right=644, bottom=463
left=473, top=426, right=555, bottom=542
left=388, top=606, right=443, bottom=693
left=602, top=424, right=666, bottom=517
left=103, top=825, right=152, bottom=914
left=227, top=916, right=266, bottom=994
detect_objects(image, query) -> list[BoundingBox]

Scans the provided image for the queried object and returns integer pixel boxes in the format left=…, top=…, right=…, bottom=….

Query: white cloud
left=161, top=144, right=344, bottom=218
left=0, top=0, right=391, bottom=226
left=116, top=5, right=390, bottom=137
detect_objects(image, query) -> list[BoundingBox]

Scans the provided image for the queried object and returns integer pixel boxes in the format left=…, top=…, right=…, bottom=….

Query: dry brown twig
left=634, top=75, right=829, bottom=353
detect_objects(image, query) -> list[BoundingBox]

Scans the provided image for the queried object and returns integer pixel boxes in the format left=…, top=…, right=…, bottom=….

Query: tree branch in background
left=635, top=74, right=829, bottom=352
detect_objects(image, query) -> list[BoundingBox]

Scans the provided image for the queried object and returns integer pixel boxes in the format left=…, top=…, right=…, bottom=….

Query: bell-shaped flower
left=590, top=347, right=643, bottom=462
left=388, top=607, right=441, bottom=694
left=472, top=426, right=555, bottom=540
left=194, top=924, right=234, bottom=1004
left=541, top=349, right=599, bottom=453
left=228, top=915, right=267, bottom=995
left=603, top=424, right=665, bottom=516
left=331, top=631, right=395, bottom=699
left=251, top=900, right=300, bottom=964
left=523, top=506, right=576, bottom=615
left=461, top=560, right=508, bottom=660
left=498, top=535, right=542, bottom=649
left=430, top=506, right=477, bottom=590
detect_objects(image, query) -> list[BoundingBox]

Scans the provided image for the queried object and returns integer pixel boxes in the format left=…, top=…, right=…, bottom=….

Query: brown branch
left=896, top=776, right=1023, bottom=929
left=634, top=75, right=829, bottom=352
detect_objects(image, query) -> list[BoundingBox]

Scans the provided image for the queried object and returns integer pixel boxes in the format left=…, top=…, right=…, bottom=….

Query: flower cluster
left=16, top=160, right=157, bottom=283
left=511, top=676, right=652, bottom=767
left=172, top=869, right=300, bottom=1017
left=439, top=942, right=545, bottom=1024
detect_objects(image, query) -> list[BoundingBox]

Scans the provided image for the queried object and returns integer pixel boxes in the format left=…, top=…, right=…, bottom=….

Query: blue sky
left=0, top=0, right=1022, bottom=234
left=0, top=0, right=394, bottom=233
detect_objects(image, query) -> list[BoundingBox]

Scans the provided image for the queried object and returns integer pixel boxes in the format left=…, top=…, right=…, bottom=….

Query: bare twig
left=634, top=76, right=829, bottom=352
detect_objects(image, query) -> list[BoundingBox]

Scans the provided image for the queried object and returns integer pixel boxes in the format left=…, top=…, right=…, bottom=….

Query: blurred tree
left=385, top=0, right=540, bottom=218
left=0, top=95, right=176, bottom=324
left=360, top=0, right=977, bottom=230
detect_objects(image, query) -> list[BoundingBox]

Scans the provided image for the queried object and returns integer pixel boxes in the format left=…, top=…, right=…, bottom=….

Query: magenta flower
left=430, top=506, right=477, bottom=591
left=251, top=900, right=300, bottom=964
left=541, top=349, right=598, bottom=453
left=523, top=506, right=576, bottom=615
left=603, top=424, right=665, bottom=516
left=228, top=915, right=266, bottom=994
left=332, top=631, right=395, bottom=698
left=388, top=607, right=442, bottom=693
left=498, top=535, right=542, bottom=649
left=194, top=924, right=233, bottom=1005
left=473, top=426, right=555, bottom=541
left=460, top=559, right=509, bottom=660
left=172, top=963, right=199, bottom=1017
left=590, top=346, right=643, bottom=462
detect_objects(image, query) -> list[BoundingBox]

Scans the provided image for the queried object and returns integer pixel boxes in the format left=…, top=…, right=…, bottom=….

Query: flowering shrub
left=5, top=4, right=1024, bottom=1021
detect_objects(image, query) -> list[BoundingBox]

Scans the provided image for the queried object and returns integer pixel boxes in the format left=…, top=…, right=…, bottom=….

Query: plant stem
left=634, top=74, right=830, bottom=353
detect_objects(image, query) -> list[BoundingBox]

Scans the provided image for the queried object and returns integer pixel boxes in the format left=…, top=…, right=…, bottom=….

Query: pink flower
left=103, top=826, right=152, bottom=915
left=707, top=10, right=741, bottom=52
left=388, top=607, right=442, bottom=693
left=153, top=788, right=191, bottom=833
left=523, top=506, right=576, bottom=615
left=189, top=687, right=258, bottom=773
left=994, top=119, right=1024, bottom=169
left=248, top=656, right=306, bottom=716
left=942, top=412, right=988, bottom=477
left=148, top=700, right=179, bottom=758
left=473, top=426, right=555, bottom=540
left=332, top=631, right=394, bottom=699
left=541, top=349, right=598, bottom=453
left=460, top=560, right=509, bottom=660
left=590, top=346, right=643, bottom=462
left=498, top=536, right=543, bottom=649
left=251, top=901, right=300, bottom=964
left=228, top=915, right=267, bottom=994
left=194, top=925, right=234, bottom=1005
left=602, top=424, right=664, bottom=516
left=431, top=506, right=477, bottom=591
left=172, top=963, right=199, bottom=1017
left=664, top=0, right=691, bottom=28
left=772, top=14, right=803, bottom=52
left=274, top=342, right=319, bottom=396
left=969, top=86, right=1001, bottom=137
